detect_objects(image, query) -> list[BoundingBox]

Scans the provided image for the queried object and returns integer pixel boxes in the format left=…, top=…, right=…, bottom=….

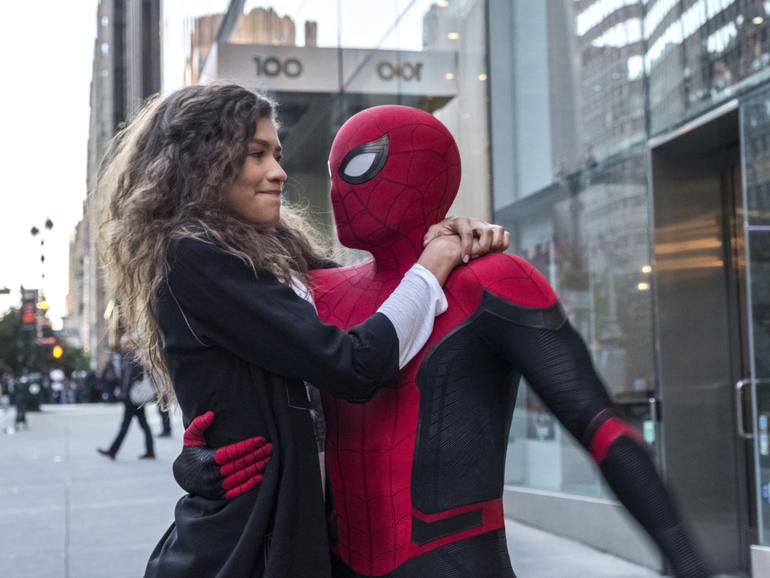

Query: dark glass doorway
left=651, top=105, right=753, bottom=576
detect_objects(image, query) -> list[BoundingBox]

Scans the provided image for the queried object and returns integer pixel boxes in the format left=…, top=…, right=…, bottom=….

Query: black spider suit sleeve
left=472, top=291, right=710, bottom=578
left=144, top=237, right=399, bottom=578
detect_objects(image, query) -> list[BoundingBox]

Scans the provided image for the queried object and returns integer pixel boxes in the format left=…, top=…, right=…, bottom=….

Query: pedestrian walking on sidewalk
left=157, top=406, right=172, bottom=437
left=11, top=375, right=27, bottom=430
left=97, top=334, right=155, bottom=460
left=99, top=357, right=120, bottom=402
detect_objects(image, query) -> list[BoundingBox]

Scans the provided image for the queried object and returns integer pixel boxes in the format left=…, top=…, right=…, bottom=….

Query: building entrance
left=651, top=103, right=755, bottom=576
left=739, top=86, right=770, bottom=577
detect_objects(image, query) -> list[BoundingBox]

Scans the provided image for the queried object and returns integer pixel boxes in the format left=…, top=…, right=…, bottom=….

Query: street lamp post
left=25, top=219, right=54, bottom=375
left=29, top=218, right=54, bottom=288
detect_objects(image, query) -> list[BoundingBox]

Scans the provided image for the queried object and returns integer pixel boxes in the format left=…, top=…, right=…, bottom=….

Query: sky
left=0, top=1, right=100, bottom=326
left=0, top=0, right=435, bottom=328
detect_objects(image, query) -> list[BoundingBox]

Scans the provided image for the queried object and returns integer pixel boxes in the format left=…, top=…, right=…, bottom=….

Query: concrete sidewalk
left=0, top=404, right=663, bottom=577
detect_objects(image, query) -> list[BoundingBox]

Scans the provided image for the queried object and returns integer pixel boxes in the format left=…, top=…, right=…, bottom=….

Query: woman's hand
left=172, top=410, right=273, bottom=500
left=417, top=217, right=510, bottom=285
left=423, top=216, right=509, bottom=264
left=417, top=235, right=466, bottom=285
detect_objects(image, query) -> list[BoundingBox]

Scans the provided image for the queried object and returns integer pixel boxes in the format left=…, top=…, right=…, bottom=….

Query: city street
left=1, top=0, right=766, bottom=575
left=0, top=403, right=660, bottom=578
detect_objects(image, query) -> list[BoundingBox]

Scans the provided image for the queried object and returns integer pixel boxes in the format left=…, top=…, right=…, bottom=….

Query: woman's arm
left=166, top=237, right=441, bottom=402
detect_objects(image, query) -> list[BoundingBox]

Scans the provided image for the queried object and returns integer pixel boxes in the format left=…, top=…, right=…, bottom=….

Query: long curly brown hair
left=99, top=83, right=326, bottom=406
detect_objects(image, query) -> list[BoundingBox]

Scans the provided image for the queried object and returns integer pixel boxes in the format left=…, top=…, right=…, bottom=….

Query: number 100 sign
left=253, top=56, right=303, bottom=78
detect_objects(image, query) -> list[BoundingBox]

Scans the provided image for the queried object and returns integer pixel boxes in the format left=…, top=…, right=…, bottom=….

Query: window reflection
left=646, top=0, right=770, bottom=132
left=577, top=0, right=639, bottom=36
left=591, top=18, right=642, bottom=48
left=497, top=0, right=770, bottom=500
left=497, top=1, right=652, bottom=499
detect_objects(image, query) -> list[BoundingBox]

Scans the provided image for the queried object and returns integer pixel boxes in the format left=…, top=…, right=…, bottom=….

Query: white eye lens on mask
left=342, top=153, right=377, bottom=178
left=338, top=135, right=389, bottom=184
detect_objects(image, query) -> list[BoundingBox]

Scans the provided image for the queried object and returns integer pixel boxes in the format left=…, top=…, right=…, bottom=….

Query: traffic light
left=39, top=331, right=64, bottom=362
left=21, top=289, right=38, bottom=327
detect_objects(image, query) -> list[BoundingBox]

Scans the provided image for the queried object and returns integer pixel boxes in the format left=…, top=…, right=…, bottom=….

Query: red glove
left=173, top=410, right=272, bottom=500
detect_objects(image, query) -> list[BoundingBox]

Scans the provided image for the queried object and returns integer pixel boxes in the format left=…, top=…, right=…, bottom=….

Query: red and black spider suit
left=178, top=106, right=709, bottom=577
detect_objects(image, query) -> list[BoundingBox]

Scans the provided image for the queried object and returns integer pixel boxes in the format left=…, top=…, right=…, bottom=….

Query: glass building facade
left=162, top=0, right=770, bottom=574
left=489, top=1, right=770, bottom=574
left=495, top=0, right=654, bottom=501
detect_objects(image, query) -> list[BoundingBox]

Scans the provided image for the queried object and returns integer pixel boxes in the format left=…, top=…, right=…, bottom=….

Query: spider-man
left=174, top=106, right=710, bottom=577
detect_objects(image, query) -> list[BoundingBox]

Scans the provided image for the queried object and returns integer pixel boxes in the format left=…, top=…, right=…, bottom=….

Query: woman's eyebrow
left=249, top=138, right=282, bottom=153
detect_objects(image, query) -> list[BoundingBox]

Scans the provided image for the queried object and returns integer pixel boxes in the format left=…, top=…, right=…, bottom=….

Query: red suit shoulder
left=445, top=253, right=558, bottom=315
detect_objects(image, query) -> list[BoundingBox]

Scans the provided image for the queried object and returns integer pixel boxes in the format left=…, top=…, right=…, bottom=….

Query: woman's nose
left=269, top=159, right=287, bottom=183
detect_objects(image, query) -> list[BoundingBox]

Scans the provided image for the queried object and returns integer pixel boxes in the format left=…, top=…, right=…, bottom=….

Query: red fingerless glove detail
left=219, top=443, right=272, bottom=476
left=177, top=410, right=273, bottom=501
left=183, top=410, right=215, bottom=447
left=224, top=476, right=263, bottom=500
left=222, top=462, right=265, bottom=490
left=214, top=436, right=267, bottom=465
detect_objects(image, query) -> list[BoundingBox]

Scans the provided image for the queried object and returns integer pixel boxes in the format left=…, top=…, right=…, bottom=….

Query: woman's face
left=224, top=117, right=287, bottom=226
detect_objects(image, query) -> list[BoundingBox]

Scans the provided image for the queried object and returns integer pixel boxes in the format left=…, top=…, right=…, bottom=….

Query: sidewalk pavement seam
left=65, top=423, right=71, bottom=578
left=65, top=481, right=71, bottom=578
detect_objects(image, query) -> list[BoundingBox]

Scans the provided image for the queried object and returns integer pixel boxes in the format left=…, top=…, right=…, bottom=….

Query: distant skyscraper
left=188, top=14, right=224, bottom=85
left=305, top=20, right=318, bottom=47
left=73, top=0, right=160, bottom=370
left=231, top=7, right=295, bottom=45
left=63, top=215, right=87, bottom=349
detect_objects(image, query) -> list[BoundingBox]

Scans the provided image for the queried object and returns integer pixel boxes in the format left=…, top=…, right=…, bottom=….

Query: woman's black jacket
left=144, top=237, right=399, bottom=578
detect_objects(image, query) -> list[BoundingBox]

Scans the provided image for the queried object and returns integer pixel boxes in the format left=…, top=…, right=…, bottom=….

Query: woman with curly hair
left=98, top=83, right=506, bottom=578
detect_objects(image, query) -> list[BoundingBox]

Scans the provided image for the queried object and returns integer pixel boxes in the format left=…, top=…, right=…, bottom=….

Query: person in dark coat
left=96, top=83, right=506, bottom=578
left=11, top=374, right=27, bottom=430
left=157, top=406, right=172, bottom=437
left=84, top=370, right=100, bottom=403
left=97, top=334, right=155, bottom=459
left=99, top=357, right=120, bottom=402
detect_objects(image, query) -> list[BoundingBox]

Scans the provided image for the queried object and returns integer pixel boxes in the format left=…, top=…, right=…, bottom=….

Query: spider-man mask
left=328, top=105, right=461, bottom=252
